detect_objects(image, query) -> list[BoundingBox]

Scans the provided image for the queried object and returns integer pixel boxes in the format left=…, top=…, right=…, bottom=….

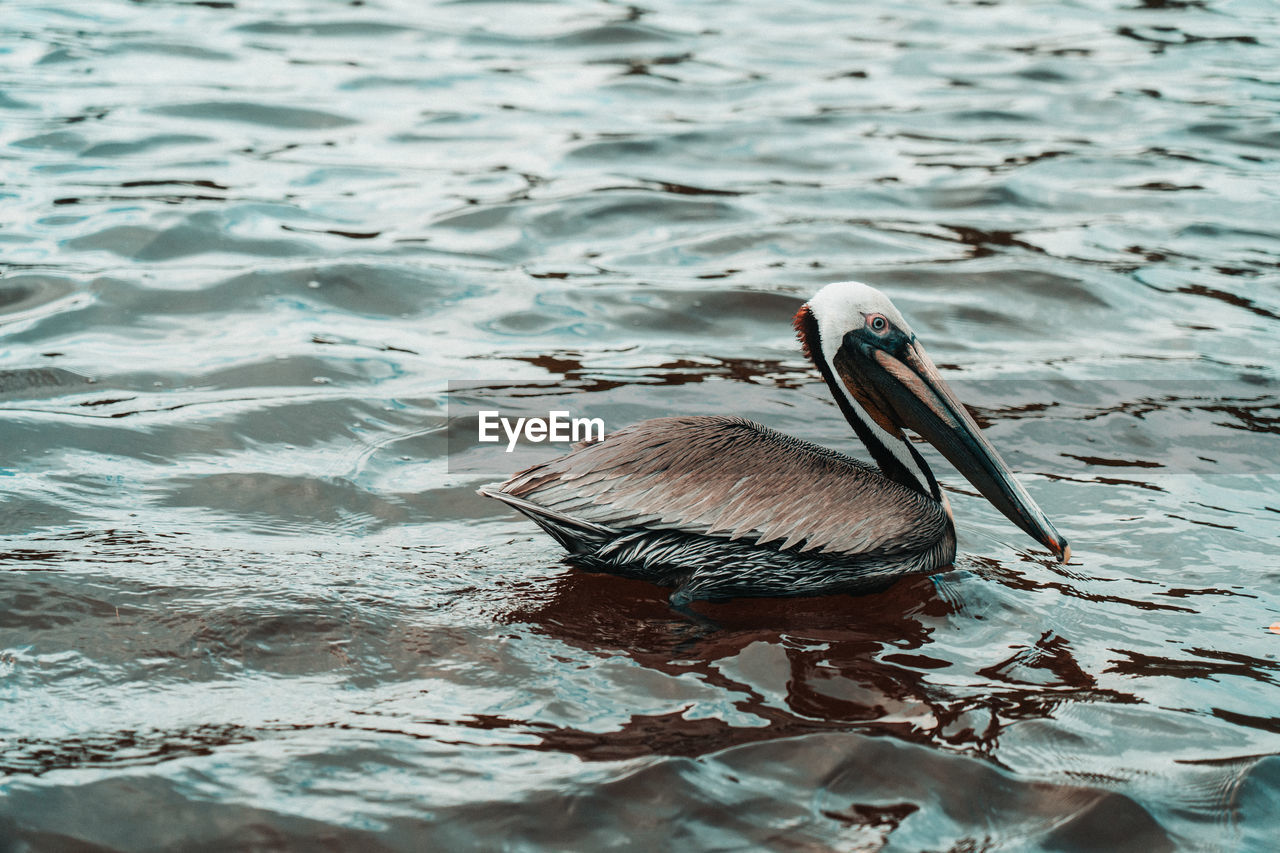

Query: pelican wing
left=497, top=415, right=948, bottom=559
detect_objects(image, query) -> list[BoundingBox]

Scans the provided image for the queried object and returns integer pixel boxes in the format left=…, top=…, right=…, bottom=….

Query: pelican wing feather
left=497, top=415, right=948, bottom=559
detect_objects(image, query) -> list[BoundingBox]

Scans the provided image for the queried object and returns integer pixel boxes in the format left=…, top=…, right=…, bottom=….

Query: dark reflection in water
left=502, top=569, right=1141, bottom=769
left=2, top=0, right=1280, bottom=849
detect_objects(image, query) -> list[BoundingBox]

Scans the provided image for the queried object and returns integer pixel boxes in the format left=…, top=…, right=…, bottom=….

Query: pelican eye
left=867, top=313, right=888, bottom=333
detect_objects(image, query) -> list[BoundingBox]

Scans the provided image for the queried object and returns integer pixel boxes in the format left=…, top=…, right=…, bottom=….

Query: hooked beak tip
left=1059, top=543, right=1072, bottom=564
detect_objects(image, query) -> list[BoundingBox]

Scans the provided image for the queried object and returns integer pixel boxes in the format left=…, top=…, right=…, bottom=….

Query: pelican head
left=796, top=281, right=1069, bottom=562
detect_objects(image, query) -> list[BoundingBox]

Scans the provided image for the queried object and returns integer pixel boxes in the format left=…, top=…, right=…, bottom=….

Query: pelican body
left=480, top=282, right=1068, bottom=605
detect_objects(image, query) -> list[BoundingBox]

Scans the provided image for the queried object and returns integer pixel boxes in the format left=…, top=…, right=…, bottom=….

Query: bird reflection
left=498, top=565, right=1135, bottom=764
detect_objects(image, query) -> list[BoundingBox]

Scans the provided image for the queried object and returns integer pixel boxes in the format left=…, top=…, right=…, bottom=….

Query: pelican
left=479, top=281, right=1069, bottom=605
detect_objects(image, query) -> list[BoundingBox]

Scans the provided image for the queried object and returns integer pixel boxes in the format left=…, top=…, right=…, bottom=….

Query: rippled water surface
left=3, top=0, right=1280, bottom=849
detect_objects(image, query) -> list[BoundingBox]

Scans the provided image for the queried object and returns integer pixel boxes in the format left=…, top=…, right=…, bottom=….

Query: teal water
left=1, top=0, right=1278, bottom=849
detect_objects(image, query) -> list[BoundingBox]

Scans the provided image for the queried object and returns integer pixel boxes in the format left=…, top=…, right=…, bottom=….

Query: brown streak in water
left=964, top=400, right=1056, bottom=429
left=78, top=396, right=137, bottom=408
left=54, top=195, right=227, bottom=206
left=1209, top=709, right=1280, bottom=735
left=0, top=550, right=66, bottom=563
left=589, top=181, right=744, bottom=198
left=1200, top=402, right=1280, bottom=434
left=281, top=225, right=381, bottom=240
left=491, top=352, right=813, bottom=391
left=1091, top=476, right=1165, bottom=493
left=1160, top=587, right=1256, bottom=600
left=821, top=802, right=918, bottom=832
left=1106, top=648, right=1278, bottom=685
left=1124, top=182, right=1204, bottom=191
left=1175, top=284, right=1280, bottom=321
left=940, top=224, right=1047, bottom=258
left=1164, top=513, right=1237, bottom=531
left=1062, top=454, right=1165, bottom=469
left=118, top=179, right=229, bottom=190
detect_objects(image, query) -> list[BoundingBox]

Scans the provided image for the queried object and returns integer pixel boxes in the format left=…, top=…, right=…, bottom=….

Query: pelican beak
left=837, top=329, right=1070, bottom=562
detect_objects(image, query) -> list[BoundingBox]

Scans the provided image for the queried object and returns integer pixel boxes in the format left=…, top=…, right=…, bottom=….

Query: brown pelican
left=480, top=281, right=1069, bottom=605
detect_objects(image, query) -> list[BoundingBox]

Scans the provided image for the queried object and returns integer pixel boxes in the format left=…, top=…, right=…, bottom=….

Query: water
left=2, top=0, right=1279, bottom=848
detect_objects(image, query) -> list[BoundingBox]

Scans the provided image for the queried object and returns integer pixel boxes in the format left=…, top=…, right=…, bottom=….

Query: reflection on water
left=2, top=0, right=1279, bottom=849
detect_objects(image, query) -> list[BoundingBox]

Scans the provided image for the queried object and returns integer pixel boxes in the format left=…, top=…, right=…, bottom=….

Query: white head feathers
left=804, top=280, right=914, bottom=365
